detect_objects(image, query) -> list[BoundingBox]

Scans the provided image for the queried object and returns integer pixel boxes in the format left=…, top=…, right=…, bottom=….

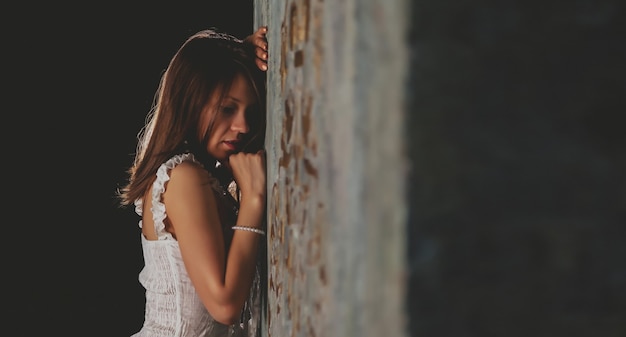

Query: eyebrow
left=225, top=96, right=242, bottom=103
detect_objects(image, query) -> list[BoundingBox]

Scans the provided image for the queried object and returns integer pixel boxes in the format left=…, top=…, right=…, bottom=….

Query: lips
left=223, top=140, right=240, bottom=151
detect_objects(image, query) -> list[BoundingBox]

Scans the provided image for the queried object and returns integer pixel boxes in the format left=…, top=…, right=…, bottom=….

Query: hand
left=228, top=150, right=267, bottom=201
left=243, top=26, right=268, bottom=71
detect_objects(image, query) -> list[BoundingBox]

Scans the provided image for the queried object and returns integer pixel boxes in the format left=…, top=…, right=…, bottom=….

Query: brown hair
left=117, top=29, right=266, bottom=207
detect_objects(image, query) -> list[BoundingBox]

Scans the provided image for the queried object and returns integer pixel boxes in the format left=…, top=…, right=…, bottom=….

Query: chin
left=217, top=152, right=233, bottom=162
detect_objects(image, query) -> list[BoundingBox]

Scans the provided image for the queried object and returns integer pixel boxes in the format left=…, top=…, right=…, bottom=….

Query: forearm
left=223, top=195, right=265, bottom=307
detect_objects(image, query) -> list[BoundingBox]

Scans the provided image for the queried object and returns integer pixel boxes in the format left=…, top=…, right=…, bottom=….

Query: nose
left=231, top=109, right=249, bottom=134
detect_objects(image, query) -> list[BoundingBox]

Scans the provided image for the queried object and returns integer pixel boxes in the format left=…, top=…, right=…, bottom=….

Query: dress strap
left=133, top=153, right=205, bottom=240
left=133, top=152, right=228, bottom=240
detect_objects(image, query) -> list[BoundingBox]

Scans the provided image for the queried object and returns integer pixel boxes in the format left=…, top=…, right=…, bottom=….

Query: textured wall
left=406, top=1, right=626, bottom=336
left=254, top=0, right=409, bottom=336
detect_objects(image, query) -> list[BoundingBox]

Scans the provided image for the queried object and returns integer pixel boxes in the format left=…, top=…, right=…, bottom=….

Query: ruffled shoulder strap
left=134, top=153, right=217, bottom=240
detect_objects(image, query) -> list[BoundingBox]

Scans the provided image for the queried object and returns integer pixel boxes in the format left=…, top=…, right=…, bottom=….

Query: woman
left=117, top=26, right=269, bottom=337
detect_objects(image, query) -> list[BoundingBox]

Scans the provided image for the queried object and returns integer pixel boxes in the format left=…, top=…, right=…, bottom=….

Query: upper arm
left=162, top=162, right=233, bottom=317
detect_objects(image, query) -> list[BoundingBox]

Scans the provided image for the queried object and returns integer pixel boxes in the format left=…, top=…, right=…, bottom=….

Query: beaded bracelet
left=232, top=226, right=266, bottom=235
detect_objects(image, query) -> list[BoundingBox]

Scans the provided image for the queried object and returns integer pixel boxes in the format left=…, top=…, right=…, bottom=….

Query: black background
left=8, top=2, right=253, bottom=335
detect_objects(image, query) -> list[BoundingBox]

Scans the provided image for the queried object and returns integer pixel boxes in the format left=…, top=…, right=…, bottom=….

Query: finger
left=256, top=26, right=267, bottom=37
left=253, top=41, right=268, bottom=71
left=256, top=149, right=266, bottom=165
left=256, top=58, right=268, bottom=71
left=255, top=47, right=267, bottom=60
left=253, top=28, right=268, bottom=49
left=254, top=37, right=268, bottom=52
left=243, top=28, right=267, bottom=50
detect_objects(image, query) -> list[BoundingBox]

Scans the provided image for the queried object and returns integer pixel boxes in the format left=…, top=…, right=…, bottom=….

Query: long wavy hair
left=117, top=29, right=266, bottom=207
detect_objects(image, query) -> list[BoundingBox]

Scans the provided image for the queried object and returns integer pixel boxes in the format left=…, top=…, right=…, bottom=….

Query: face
left=200, top=72, right=258, bottom=162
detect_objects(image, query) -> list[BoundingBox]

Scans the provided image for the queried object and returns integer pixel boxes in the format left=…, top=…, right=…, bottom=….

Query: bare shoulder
left=164, top=160, right=215, bottom=205
left=163, top=160, right=217, bottom=219
left=162, top=160, right=220, bottom=237
left=168, top=160, right=212, bottom=186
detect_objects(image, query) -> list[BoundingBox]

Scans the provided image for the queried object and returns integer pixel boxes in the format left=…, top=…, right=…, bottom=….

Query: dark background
left=406, top=1, right=626, bottom=336
left=8, top=2, right=253, bottom=335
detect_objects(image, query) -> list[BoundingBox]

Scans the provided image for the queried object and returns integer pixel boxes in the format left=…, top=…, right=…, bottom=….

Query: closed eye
left=220, top=105, right=237, bottom=115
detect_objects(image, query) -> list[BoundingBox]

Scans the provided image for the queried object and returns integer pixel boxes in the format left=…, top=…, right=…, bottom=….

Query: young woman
left=118, top=26, right=269, bottom=337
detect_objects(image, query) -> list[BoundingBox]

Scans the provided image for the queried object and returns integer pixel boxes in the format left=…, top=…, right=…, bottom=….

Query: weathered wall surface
left=255, top=0, right=625, bottom=336
left=253, top=0, right=409, bottom=336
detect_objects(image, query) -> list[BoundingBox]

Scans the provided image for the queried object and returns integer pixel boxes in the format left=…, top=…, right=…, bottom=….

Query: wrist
left=238, top=195, right=265, bottom=223
left=239, top=194, right=265, bottom=210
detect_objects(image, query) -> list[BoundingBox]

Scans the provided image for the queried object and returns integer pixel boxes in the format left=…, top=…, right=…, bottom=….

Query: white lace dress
left=131, top=153, right=261, bottom=337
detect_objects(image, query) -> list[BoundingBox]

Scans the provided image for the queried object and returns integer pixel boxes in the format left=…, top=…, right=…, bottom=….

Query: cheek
left=206, top=121, right=228, bottom=148
left=198, top=109, right=217, bottom=140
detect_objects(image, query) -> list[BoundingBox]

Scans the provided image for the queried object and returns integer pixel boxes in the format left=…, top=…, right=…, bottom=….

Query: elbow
left=209, top=304, right=242, bottom=325
left=198, top=283, right=246, bottom=325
